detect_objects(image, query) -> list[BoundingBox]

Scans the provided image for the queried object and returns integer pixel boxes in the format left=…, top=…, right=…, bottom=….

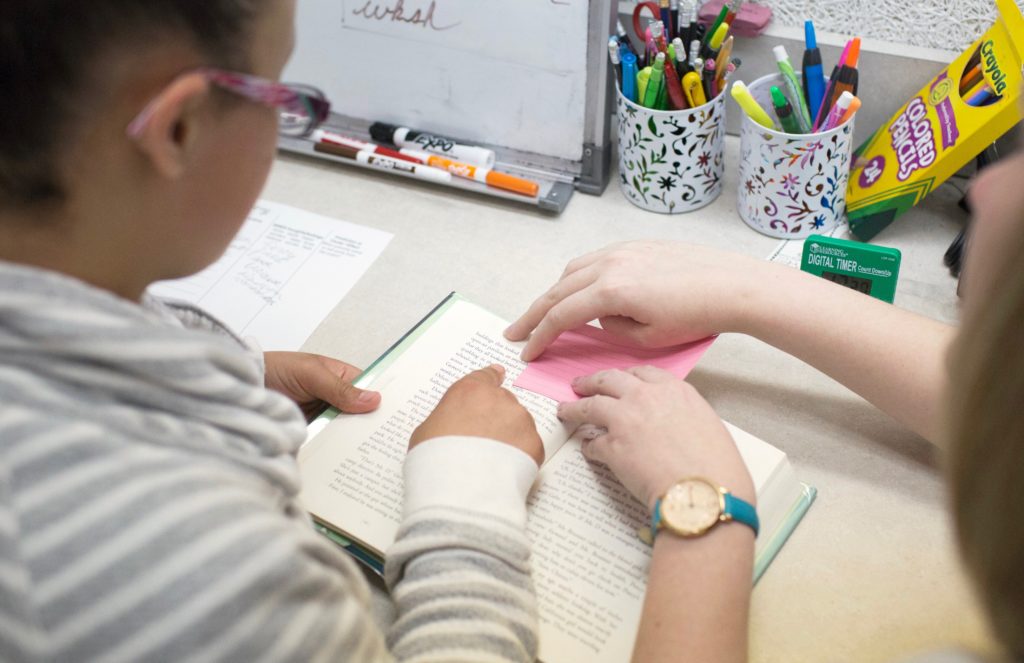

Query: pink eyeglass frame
left=126, top=67, right=331, bottom=138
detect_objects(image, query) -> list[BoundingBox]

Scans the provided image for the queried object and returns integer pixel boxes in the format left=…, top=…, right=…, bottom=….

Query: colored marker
left=770, top=85, right=803, bottom=134
left=773, top=45, right=812, bottom=132
left=815, top=38, right=860, bottom=130
left=622, top=51, right=639, bottom=102
left=312, top=129, right=420, bottom=164
left=704, top=4, right=729, bottom=47
left=369, top=122, right=496, bottom=167
left=709, top=22, right=729, bottom=51
left=313, top=142, right=452, bottom=185
left=643, top=52, right=667, bottom=108
left=731, top=80, right=775, bottom=129
left=836, top=94, right=862, bottom=126
left=398, top=148, right=540, bottom=197
left=682, top=70, right=707, bottom=107
left=814, top=38, right=851, bottom=131
left=637, top=66, right=651, bottom=102
left=802, top=21, right=827, bottom=126
left=819, top=91, right=855, bottom=131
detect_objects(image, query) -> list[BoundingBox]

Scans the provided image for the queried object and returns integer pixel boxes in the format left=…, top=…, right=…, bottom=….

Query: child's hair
left=0, top=1, right=265, bottom=210
left=946, top=206, right=1024, bottom=658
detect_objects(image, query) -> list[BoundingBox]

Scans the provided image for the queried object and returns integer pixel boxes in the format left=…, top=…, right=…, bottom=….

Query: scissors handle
left=632, top=1, right=663, bottom=44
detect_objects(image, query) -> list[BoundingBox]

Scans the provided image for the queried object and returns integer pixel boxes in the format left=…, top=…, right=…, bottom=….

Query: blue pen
left=802, top=21, right=826, bottom=124
left=621, top=51, right=639, bottom=103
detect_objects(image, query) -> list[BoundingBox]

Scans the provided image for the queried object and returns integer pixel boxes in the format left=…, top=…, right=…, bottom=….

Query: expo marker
left=398, top=148, right=540, bottom=198
left=311, top=129, right=420, bottom=164
left=369, top=122, right=496, bottom=167
left=313, top=142, right=452, bottom=185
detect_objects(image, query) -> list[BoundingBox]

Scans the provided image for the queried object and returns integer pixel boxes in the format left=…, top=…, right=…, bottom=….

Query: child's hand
left=557, top=366, right=754, bottom=510
left=264, top=351, right=381, bottom=421
left=410, top=365, right=544, bottom=466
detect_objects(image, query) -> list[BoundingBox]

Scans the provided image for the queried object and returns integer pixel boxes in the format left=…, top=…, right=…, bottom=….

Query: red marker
left=311, top=129, right=420, bottom=164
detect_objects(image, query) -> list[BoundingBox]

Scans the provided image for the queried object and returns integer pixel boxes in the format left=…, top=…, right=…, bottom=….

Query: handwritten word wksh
left=148, top=200, right=392, bottom=351
left=514, top=326, right=717, bottom=403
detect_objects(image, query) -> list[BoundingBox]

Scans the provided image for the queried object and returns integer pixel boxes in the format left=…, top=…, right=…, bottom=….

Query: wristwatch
left=649, top=477, right=759, bottom=539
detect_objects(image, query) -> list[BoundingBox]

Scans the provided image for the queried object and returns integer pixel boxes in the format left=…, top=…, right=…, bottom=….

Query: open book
left=298, top=293, right=815, bottom=663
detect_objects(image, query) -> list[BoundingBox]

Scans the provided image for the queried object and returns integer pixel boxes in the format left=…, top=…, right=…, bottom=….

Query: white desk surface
left=263, top=135, right=995, bottom=663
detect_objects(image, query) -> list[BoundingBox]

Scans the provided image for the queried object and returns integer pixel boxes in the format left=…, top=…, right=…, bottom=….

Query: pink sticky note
left=513, top=325, right=716, bottom=402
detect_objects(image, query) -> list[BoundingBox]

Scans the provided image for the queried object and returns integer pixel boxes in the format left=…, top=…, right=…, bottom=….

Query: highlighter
left=709, top=22, right=729, bottom=51
left=773, top=45, right=811, bottom=132
left=801, top=21, right=827, bottom=128
left=682, top=71, right=706, bottom=107
left=770, top=86, right=803, bottom=134
left=643, top=52, right=667, bottom=109
left=731, top=80, right=775, bottom=129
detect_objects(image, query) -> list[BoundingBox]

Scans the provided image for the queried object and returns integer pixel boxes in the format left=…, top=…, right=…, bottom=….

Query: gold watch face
left=661, top=478, right=723, bottom=536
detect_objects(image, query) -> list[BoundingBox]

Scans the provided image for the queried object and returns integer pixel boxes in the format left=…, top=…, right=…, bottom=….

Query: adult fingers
left=625, top=365, right=679, bottom=383
left=572, top=369, right=642, bottom=399
left=517, top=287, right=616, bottom=362
left=504, top=265, right=600, bottom=343
left=557, top=394, right=619, bottom=429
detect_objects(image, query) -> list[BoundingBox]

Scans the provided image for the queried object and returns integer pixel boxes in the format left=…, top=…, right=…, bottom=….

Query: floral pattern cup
left=617, top=87, right=727, bottom=214
left=737, top=72, right=854, bottom=238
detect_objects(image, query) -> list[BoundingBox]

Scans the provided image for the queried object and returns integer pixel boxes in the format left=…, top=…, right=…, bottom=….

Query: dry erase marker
left=399, top=148, right=540, bottom=197
left=311, top=129, right=420, bottom=164
left=369, top=122, right=496, bottom=168
left=314, top=142, right=452, bottom=185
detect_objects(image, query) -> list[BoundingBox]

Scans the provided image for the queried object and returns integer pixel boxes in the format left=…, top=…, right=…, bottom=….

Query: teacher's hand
left=505, top=240, right=771, bottom=361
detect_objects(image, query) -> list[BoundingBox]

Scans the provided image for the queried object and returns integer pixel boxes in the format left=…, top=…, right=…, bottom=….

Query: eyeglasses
left=127, top=67, right=331, bottom=140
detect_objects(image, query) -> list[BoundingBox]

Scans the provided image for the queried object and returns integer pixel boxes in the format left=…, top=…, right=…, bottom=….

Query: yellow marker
left=682, top=71, right=706, bottom=107
left=637, top=67, right=651, bottom=104
left=731, top=80, right=776, bottom=129
left=709, top=22, right=729, bottom=50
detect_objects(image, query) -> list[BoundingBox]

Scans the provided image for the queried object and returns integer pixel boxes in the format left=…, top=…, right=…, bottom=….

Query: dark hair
left=0, top=1, right=264, bottom=209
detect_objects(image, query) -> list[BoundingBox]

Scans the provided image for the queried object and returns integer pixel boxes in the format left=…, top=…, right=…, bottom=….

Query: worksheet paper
left=149, top=200, right=392, bottom=351
left=514, top=325, right=716, bottom=402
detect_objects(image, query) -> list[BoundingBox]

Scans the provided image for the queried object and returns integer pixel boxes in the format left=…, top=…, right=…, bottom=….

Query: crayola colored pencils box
left=846, top=0, right=1024, bottom=240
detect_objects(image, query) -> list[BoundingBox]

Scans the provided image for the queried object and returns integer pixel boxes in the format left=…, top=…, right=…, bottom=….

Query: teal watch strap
left=723, top=492, right=759, bottom=536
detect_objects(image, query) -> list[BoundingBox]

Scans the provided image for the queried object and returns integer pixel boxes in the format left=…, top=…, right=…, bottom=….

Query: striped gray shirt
left=0, top=262, right=538, bottom=662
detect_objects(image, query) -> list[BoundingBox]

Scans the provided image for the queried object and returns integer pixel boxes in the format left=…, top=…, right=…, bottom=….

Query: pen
left=660, top=0, right=673, bottom=41
left=622, top=51, right=640, bottom=102
left=311, top=129, right=421, bottom=164
left=688, top=39, right=701, bottom=68
left=819, top=90, right=855, bottom=131
left=399, top=148, right=540, bottom=197
left=672, top=37, right=689, bottom=74
left=669, top=0, right=680, bottom=39
left=817, top=37, right=860, bottom=130
left=609, top=36, right=622, bottom=86
left=802, top=21, right=827, bottom=128
left=773, top=45, right=812, bottom=132
left=314, top=141, right=453, bottom=185
left=731, top=80, right=775, bottom=129
left=770, top=85, right=803, bottom=134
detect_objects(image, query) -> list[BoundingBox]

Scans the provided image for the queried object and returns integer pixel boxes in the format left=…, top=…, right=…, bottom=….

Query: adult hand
left=505, top=240, right=773, bottom=361
left=410, top=365, right=544, bottom=466
left=264, top=351, right=381, bottom=421
left=558, top=365, right=753, bottom=510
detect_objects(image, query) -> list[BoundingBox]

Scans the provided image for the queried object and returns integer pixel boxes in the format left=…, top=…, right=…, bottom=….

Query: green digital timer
left=800, top=235, right=901, bottom=303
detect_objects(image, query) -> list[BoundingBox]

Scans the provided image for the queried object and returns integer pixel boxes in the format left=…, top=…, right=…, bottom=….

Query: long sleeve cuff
left=403, top=436, right=539, bottom=528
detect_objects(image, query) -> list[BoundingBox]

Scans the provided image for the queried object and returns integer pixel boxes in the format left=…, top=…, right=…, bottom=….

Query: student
left=506, top=123, right=1024, bottom=661
left=0, top=1, right=543, bottom=660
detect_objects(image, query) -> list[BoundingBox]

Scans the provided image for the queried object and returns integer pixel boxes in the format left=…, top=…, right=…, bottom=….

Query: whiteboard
left=285, top=0, right=593, bottom=163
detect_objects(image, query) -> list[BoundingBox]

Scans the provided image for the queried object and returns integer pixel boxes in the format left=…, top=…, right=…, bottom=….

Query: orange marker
left=402, top=149, right=540, bottom=197
left=837, top=95, right=862, bottom=127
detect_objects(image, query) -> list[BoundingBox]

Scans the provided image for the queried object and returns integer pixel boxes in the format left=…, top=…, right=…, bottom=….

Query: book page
left=529, top=423, right=797, bottom=663
left=298, top=299, right=574, bottom=552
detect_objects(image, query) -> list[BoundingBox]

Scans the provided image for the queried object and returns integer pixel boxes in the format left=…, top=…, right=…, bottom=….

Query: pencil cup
left=616, top=86, right=727, bottom=214
left=736, top=73, right=855, bottom=238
